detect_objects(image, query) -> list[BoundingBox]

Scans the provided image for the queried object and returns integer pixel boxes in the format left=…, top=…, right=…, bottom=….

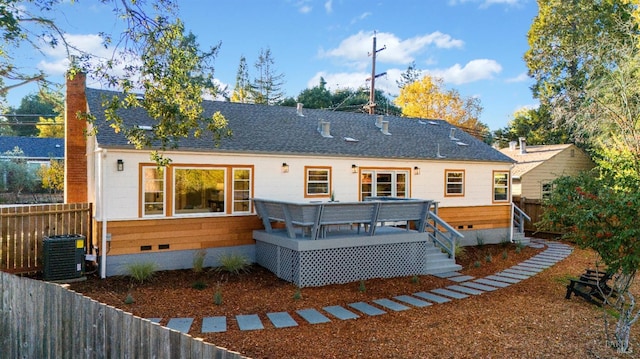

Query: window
left=360, top=170, right=409, bottom=200
left=541, top=181, right=555, bottom=200
left=493, top=171, right=510, bottom=202
left=306, top=167, right=331, bottom=196
left=445, top=170, right=465, bottom=196
left=142, top=166, right=165, bottom=216
left=174, top=167, right=226, bottom=214
left=233, top=168, right=252, bottom=213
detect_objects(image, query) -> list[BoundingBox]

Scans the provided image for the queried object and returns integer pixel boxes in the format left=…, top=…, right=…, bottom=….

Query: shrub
left=411, top=275, right=420, bottom=284
left=125, top=261, right=157, bottom=283
left=502, top=250, right=508, bottom=260
left=124, top=293, right=135, bottom=304
left=213, top=289, right=223, bottom=305
left=485, top=254, right=493, bottom=263
left=454, top=242, right=466, bottom=259
left=358, top=280, right=366, bottom=293
left=476, top=236, right=485, bottom=247
left=293, top=287, right=302, bottom=300
left=192, top=280, right=207, bottom=290
left=216, top=253, right=251, bottom=275
left=474, top=260, right=482, bottom=268
left=192, top=249, right=207, bottom=273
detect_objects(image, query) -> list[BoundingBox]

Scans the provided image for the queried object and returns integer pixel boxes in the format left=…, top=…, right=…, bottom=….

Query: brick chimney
left=65, top=72, right=88, bottom=203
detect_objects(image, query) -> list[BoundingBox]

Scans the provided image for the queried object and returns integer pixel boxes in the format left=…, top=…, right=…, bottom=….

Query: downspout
left=98, top=148, right=108, bottom=278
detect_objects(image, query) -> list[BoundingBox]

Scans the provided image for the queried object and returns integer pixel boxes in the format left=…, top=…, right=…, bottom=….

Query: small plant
left=125, top=261, right=157, bottom=284
left=500, top=237, right=510, bottom=247
left=213, top=288, right=223, bottom=305
left=485, top=254, right=493, bottom=263
left=293, top=287, right=302, bottom=300
left=192, top=249, right=207, bottom=273
left=358, top=280, right=366, bottom=293
left=515, top=246, right=522, bottom=254
left=502, top=250, right=508, bottom=260
left=124, top=293, right=135, bottom=304
left=330, top=190, right=336, bottom=202
left=411, top=275, right=420, bottom=284
left=516, top=242, right=526, bottom=253
left=454, top=242, right=466, bottom=259
left=476, top=236, right=485, bottom=247
left=192, top=280, right=207, bottom=290
left=474, top=260, right=482, bottom=268
left=216, top=253, right=251, bottom=275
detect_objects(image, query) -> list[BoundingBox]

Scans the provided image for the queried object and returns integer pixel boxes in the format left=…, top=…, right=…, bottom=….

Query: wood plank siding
left=96, top=215, right=262, bottom=255
left=438, top=205, right=511, bottom=231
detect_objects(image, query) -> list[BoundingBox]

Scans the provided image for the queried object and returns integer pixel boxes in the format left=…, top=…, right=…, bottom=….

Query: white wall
left=95, top=149, right=512, bottom=221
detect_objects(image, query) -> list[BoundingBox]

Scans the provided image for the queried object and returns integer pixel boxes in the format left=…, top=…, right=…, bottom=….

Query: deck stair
left=424, top=241, right=462, bottom=274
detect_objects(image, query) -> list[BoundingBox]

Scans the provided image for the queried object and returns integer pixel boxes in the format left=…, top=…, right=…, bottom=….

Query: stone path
left=150, top=240, right=572, bottom=333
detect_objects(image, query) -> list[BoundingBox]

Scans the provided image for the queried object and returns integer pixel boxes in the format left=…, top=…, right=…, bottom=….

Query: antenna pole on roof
left=366, top=31, right=386, bottom=115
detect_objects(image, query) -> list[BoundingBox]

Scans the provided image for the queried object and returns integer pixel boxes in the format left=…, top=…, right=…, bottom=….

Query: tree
left=5, top=93, right=56, bottom=136
left=38, top=159, right=64, bottom=194
left=396, top=61, right=422, bottom=89
left=296, top=77, right=332, bottom=109
left=1, top=1, right=231, bottom=165
left=493, top=105, right=570, bottom=148
left=394, top=74, right=488, bottom=138
left=230, top=56, right=251, bottom=103
left=251, top=47, right=285, bottom=105
left=0, top=147, right=38, bottom=201
left=36, top=87, right=64, bottom=138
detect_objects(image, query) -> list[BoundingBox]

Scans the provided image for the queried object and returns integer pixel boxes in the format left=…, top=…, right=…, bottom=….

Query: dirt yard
left=70, top=241, right=640, bottom=358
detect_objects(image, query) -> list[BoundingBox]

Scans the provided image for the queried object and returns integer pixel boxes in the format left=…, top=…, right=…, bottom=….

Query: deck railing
left=424, top=210, right=464, bottom=260
left=512, top=202, right=531, bottom=238
left=252, top=198, right=434, bottom=240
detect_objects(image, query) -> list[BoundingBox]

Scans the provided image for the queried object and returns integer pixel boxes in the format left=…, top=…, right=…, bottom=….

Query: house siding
left=521, top=146, right=594, bottom=200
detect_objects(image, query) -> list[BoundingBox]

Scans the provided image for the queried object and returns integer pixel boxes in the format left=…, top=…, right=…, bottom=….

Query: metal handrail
left=424, top=210, right=464, bottom=260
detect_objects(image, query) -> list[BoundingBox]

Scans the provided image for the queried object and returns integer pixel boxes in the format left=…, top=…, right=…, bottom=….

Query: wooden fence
left=0, top=203, right=92, bottom=274
left=513, top=196, right=561, bottom=238
left=0, top=271, right=247, bottom=358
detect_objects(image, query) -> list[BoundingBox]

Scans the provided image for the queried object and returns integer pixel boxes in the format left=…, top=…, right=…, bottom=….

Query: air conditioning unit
left=43, top=234, right=86, bottom=281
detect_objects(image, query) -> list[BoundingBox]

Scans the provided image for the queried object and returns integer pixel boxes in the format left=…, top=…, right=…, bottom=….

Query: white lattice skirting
left=254, top=229, right=428, bottom=287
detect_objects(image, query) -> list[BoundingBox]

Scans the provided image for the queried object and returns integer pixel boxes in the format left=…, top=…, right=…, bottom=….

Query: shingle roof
left=87, top=88, right=513, bottom=163
left=500, top=144, right=572, bottom=178
left=0, top=136, right=64, bottom=160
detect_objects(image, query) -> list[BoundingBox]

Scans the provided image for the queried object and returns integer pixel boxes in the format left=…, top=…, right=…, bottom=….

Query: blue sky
left=7, top=0, right=539, bottom=130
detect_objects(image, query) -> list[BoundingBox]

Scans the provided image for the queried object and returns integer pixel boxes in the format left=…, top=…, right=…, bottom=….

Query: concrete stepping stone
left=433, top=271, right=462, bottom=278
left=323, top=306, right=359, bottom=320
left=413, top=291, right=451, bottom=304
left=393, top=295, right=432, bottom=308
left=297, top=308, right=332, bottom=324
left=529, top=256, right=558, bottom=264
left=373, top=298, right=410, bottom=312
left=534, top=255, right=562, bottom=262
left=348, top=302, right=386, bottom=316
left=503, top=268, right=536, bottom=276
left=147, top=318, right=161, bottom=324
left=267, top=312, right=298, bottom=328
left=448, top=275, right=475, bottom=282
left=236, top=314, right=264, bottom=331
left=497, top=271, right=530, bottom=280
left=511, top=265, right=543, bottom=273
left=486, top=274, right=521, bottom=284
left=431, top=288, right=469, bottom=299
left=474, top=278, right=510, bottom=288
left=447, top=285, right=484, bottom=296
left=202, top=316, right=226, bottom=333
left=461, top=281, right=499, bottom=292
left=521, top=260, right=551, bottom=268
left=528, top=243, right=545, bottom=249
left=166, top=318, right=193, bottom=333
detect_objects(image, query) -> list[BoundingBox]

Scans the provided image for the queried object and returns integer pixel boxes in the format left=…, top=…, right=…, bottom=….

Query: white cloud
left=350, top=12, right=371, bottom=24
left=324, top=0, right=333, bottom=13
left=299, top=5, right=312, bottom=14
left=318, top=31, right=464, bottom=69
left=505, top=72, right=530, bottom=83
left=429, top=59, right=502, bottom=85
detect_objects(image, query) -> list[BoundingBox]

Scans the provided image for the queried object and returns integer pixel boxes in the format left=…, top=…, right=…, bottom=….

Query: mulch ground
left=69, top=241, right=640, bottom=358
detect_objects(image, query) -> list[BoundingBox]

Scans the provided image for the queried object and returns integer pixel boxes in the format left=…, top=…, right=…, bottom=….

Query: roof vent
left=436, top=143, right=446, bottom=159
left=509, top=141, right=517, bottom=150
left=343, top=137, right=359, bottom=142
left=318, top=120, right=333, bottom=138
left=296, top=103, right=304, bottom=117
left=375, top=115, right=384, bottom=128
left=137, top=125, right=153, bottom=131
left=380, top=121, right=391, bottom=135
left=449, top=128, right=459, bottom=141
left=519, top=137, right=527, bottom=154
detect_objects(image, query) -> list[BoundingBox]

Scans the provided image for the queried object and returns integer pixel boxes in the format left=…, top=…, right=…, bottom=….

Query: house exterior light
left=414, top=166, right=420, bottom=175
left=117, top=159, right=124, bottom=172
left=351, top=164, right=357, bottom=173
left=282, top=162, right=289, bottom=173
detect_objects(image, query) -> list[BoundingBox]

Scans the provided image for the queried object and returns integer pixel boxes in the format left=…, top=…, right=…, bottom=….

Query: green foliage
left=411, top=275, right=420, bottom=284
left=192, top=249, right=206, bottom=273
left=484, top=254, right=493, bottom=263
left=493, top=105, right=569, bottom=148
left=213, top=289, right=223, bottom=306
left=125, top=261, right=157, bottom=284
left=515, top=246, right=522, bottom=254
left=502, top=250, right=508, bottom=260
left=358, top=280, right=366, bottom=293
left=191, top=280, right=207, bottom=290
left=454, top=242, right=467, bottom=259
left=216, top=253, right=250, bottom=275
left=251, top=47, right=285, bottom=105
left=473, top=260, right=482, bottom=268
left=293, top=287, right=302, bottom=301
left=0, top=147, right=39, bottom=199
left=124, top=293, right=135, bottom=304
left=476, top=236, right=485, bottom=247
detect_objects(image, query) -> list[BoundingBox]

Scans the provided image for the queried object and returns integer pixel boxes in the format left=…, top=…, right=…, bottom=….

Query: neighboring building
left=0, top=136, right=64, bottom=168
left=65, top=75, right=516, bottom=277
left=500, top=139, right=594, bottom=201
